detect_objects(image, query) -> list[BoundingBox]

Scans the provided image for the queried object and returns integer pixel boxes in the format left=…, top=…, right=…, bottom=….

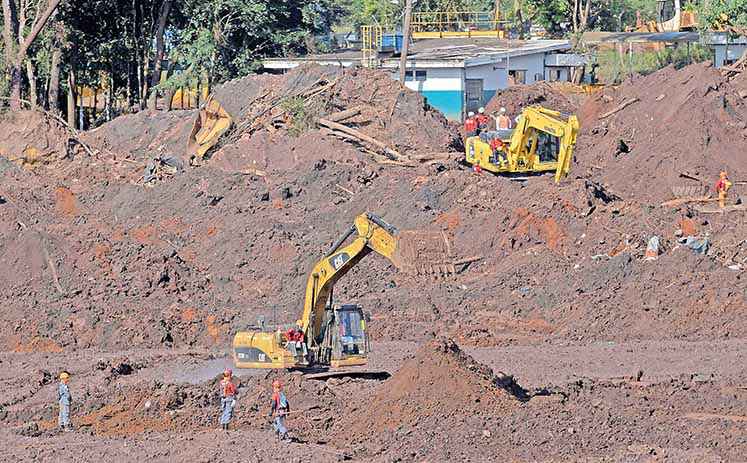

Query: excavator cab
left=324, top=304, right=370, bottom=368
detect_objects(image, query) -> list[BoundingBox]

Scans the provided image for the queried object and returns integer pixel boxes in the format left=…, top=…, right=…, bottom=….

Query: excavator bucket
left=186, top=94, right=233, bottom=160
left=393, top=230, right=456, bottom=276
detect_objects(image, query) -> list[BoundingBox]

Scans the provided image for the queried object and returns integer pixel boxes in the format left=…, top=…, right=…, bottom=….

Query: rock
left=15, top=422, right=41, bottom=437
left=482, top=429, right=491, bottom=438
left=259, top=191, right=270, bottom=202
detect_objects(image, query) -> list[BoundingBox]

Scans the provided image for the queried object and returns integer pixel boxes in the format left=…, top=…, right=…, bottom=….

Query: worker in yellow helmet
left=715, top=171, right=732, bottom=208
left=57, top=371, right=72, bottom=430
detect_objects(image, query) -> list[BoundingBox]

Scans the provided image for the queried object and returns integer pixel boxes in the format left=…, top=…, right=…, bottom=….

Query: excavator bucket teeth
left=394, top=230, right=455, bottom=276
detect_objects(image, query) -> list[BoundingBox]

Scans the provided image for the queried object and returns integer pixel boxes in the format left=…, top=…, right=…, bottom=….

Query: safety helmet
left=468, top=111, right=475, bottom=117
left=295, top=319, right=303, bottom=327
left=499, top=107, right=506, bottom=114
left=59, top=372, right=70, bottom=380
left=720, top=171, right=728, bottom=178
left=223, top=368, right=232, bottom=377
left=272, top=379, right=282, bottom=389
left=478, top=107, right=485, bottom=114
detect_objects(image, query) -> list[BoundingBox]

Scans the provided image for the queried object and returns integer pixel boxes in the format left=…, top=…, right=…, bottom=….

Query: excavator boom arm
left=508, top=106, right=579, bottom=183
left=301, top=213, right=401, bottom=346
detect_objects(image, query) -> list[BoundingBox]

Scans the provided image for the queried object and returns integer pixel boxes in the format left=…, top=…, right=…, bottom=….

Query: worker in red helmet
left=219, top=368, right=238, bottom=430
left=464, top=112, right=478, bottom=137
left=715, top=171, right=732, bottom=208
left=268, top=379, right=290, bottom=441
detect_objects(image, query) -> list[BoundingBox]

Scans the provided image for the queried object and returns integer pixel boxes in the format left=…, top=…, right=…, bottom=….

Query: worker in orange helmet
left=219, top=368, right=238, bottom=430
left=715, top=171, right=732, bottom=208
left=268, top=378, right=290, bottom=441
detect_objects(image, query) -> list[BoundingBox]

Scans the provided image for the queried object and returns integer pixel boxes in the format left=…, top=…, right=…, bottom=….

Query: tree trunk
left=48, top=45, right=62, bottom=113
left=399, top=0, right=413, bottom=82
left=106, top=65, right=114, bottom=120
left=67, top=69, right=76, bottom=128
left=161, top=60, right=176, bottom=112
left=581, top=0, right=592, bottom=31
left=25, top=59, right=38, bottom=107
left=2, top=0, right=18, bottom=65
left=3, top=0, right=61, bottom=110
left=148, top=0, right=172, bottom=110
left=92, top=88, right=98, bottom=122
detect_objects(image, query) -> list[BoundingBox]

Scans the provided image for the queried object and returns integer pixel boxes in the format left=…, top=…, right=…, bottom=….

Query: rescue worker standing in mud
left=715, top=171, right=732, bottom=208
left=58, top=371, right=72, bottom=430
left=219, top=368, right=238, bottom=430
left=269, top=379, right=290, bottom=441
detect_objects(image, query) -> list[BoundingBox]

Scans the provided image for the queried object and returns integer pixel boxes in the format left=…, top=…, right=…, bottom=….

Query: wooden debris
left=660, top=196, right=718, bottom=207
left=335, top=184, right=355, bottom=196
left=318, top=118, right=406, bottom=161
left=679, top=172, right=705, bottom=183
left=42, top=244, right=65, bottom=296
left=325, top=107, right=361, bottom=123
left=694, top=204, right=747, bottom=214
left=598, top=98, right=640, bottom=119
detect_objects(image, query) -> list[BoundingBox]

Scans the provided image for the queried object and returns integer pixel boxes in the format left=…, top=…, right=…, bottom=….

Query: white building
left=263, top=38, right=585, bottom=121
left=703, top=32, right=747, bottom=68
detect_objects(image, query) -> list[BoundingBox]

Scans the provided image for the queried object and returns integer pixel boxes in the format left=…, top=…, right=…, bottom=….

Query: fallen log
left=318, top=118, right=405, bottom=161
left=325, top=107, right=361, bottom=123
left=661, top=196, right=718, bottom=208
left=598, top=97, right=640, bottom=119
left=409, top=152, right=455, bottom=161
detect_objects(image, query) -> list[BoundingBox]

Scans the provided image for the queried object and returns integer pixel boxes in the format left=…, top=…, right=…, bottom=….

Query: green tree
left=697, top=0, right=747, bottom=29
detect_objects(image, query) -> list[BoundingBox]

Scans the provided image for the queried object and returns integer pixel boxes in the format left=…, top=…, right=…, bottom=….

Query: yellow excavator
left=465, top=106, right=579, bottom=183
left=232, top=213, right=453, bottom=372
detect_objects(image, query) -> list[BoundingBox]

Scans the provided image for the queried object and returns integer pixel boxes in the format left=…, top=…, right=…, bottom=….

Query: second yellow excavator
left=465, top=106, right=579, bottom=183
left=232, top=213, right=453, bottom=372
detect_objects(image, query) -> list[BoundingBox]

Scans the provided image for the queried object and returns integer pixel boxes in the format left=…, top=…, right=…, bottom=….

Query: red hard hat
left=223, top=368, right=232, bottom=377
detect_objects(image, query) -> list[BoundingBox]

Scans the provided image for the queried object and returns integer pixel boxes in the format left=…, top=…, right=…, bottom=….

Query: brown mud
left=0, top=63, right=745, bottom=461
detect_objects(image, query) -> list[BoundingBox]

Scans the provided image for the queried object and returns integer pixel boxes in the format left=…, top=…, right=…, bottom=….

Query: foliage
left=162, top=0, right=344, bottom=92
left=525, top=0, right=664, bottom=36
left=280, top=95, right=326, bottom=137
left=596, top=43, right=712, bottom=83
left=697, top=0, right=747, bottom=30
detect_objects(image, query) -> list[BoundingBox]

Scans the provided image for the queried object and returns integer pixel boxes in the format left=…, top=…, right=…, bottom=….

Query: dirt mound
left=207, top=65, right=460, bottom=173
left=0, top=110, right=71, bottom=167
left=485, top=81, right=577, bottom=117
left=82, top=110, right=196, bottom=161
left=576, top=62, right=747, bottom=202
left=333, top=338, right=519, bottom=458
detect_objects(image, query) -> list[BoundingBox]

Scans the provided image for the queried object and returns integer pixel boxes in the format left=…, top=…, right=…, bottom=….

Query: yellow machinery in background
left=186, top=94, right=232, bottom=160
left=232, top=213, right=454, bottom=372
left=411, top=10, right=508, bottom=39
left=465, top=106, right=579, bottom=183
left=361, top=25, right=383, bottom=67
